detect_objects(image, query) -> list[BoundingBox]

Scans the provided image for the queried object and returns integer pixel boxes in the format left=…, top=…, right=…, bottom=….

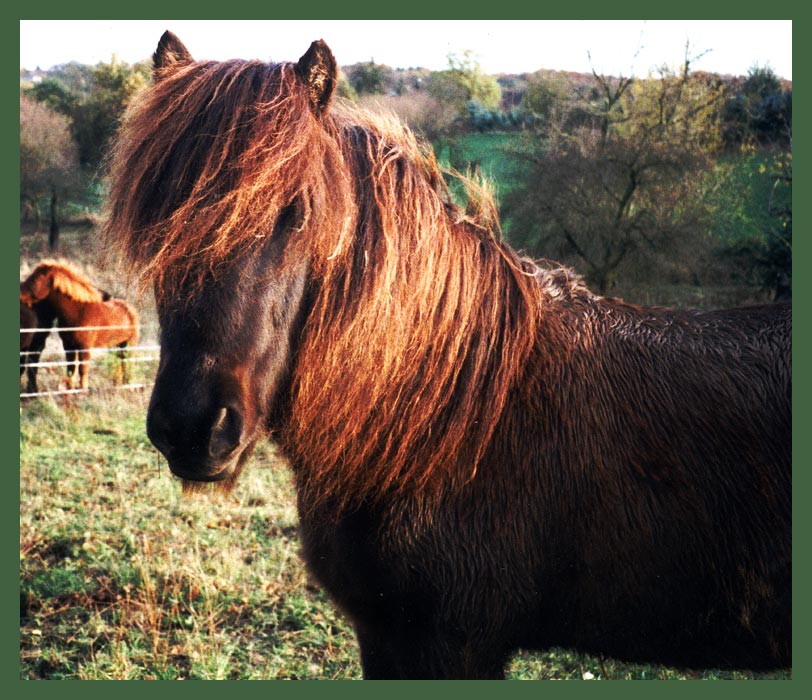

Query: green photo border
left=8, top=4, right=803, bottom=697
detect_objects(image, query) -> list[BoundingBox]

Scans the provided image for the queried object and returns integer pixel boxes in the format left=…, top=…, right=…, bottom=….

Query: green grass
left=19, top=393, right=790, bottom=680
left=434, top=133, right=531, bottom=198
left=20, top=392, right=360, bottom=680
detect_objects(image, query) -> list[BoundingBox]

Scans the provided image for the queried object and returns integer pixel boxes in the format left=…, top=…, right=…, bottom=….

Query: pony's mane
left=21, top=260, right=106, bottom=304
left=287, top=108, right=553, bottom=513
left=103, top=55, right=586, bottom=514
left=281, top=111, right=556, bottom=511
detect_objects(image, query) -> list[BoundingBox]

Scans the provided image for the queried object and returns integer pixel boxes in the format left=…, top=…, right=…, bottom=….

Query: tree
left=503, top=50, right=727, bottom=296
left=347, top=60, right=390, bottom=96
left=764, top=151, right=793, bottom=299
left=20, top=93, right=80, bottom=248
left=336, top=72, right=358, bottom=102
left=521, top=70, right=571, bottom=124
left=426, top=51, right=502, bottom=126
left=24, top=57, right=149, bottom=171
left=74, top=57, right=150, bottom=169
left=26, top=76, right=78, bottom=116
left=706, top=148, right=792, bottom=300
left=723, top=66, right=791, bottom=148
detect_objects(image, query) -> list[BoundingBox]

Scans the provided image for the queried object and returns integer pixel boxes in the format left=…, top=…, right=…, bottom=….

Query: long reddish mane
left=103, top=57, right=584, bottom=514
left=289, top=115, right=556, bottom=514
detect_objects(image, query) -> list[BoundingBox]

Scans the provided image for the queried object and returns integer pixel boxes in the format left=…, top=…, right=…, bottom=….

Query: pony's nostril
left=208, top=406, right=243, bottom=459
left=146, top=407, right=174, bottom=458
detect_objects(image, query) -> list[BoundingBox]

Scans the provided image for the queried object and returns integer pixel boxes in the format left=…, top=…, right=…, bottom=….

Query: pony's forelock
left=102, top=58, right=355, bottom=300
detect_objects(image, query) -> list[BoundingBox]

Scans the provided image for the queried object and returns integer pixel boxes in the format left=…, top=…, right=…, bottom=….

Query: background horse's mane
left=103, top=55, right=581, bottom=513
left=21, top=260, right=106, bottom=305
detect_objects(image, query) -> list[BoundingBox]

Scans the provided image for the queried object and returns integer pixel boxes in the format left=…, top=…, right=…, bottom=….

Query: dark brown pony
left=20, top=261, right=139, bottom=390
left=103, top=32, right=791, bottom=679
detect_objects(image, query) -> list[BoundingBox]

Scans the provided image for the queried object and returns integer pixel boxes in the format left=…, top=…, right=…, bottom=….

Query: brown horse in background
left=102, top=32, right=791, bottom=679
left=20, top=261, right=139, bottom=390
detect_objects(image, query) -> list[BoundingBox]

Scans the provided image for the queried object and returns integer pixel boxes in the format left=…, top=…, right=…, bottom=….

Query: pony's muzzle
left=146, top=401, right=245, bottom=481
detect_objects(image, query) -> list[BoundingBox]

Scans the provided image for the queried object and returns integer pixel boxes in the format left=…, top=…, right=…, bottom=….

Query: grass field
left=434, top=132, right=533, bottom=198
left=19, top=392, right=789, bottom=680
left=20, top=392, right=361, bottom=680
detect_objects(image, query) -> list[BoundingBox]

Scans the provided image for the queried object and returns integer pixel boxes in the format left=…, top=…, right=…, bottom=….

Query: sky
left=20, top=19, right=792, bottom=80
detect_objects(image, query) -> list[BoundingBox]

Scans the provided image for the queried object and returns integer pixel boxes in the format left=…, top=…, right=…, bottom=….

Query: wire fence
left=20, top=326, right=160, bottom=400
left=20, top=324, right=141, bottom=333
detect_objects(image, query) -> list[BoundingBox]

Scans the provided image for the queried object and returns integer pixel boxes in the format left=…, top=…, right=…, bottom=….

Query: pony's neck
left=45, top=289, right=83, bottom=324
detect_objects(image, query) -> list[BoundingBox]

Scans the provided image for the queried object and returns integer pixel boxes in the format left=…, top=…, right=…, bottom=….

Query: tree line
left=341, top=51, right=790, bottom=301
left=502, top=57, right=791, bottom=301
left=20, top=50, right=790, bottom=302
left=20, top=57, right=150, bottom=247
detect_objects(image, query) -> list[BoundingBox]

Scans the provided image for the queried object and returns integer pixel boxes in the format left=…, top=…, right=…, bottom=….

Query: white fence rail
left=20, top=327, right=160, bottom=400
left=19, top=384, right=155, bottom=400
left=20, top=324, right=140, bottom=333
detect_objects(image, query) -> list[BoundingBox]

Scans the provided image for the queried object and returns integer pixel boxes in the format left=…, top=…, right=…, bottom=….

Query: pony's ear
left=295, top=40, right=337, bottom=116
left=153, top=31, right=193, bottom=79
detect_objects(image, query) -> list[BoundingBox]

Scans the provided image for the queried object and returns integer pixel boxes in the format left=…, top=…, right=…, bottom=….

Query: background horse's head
left=20, top=264, right=52, bottom=305
left=105, top=32, right=346, bottom=487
